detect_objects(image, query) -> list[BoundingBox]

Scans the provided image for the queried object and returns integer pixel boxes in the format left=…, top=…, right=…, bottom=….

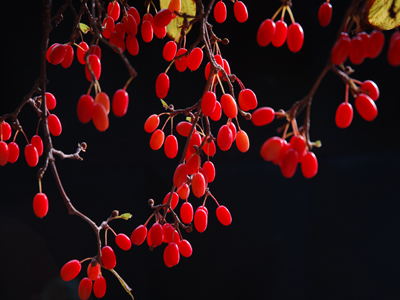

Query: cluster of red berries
left=0, top=92, right=61, bottom=168
left=257, top=4, right=304, bottom=53
left=214, top=0, right=248, bottom=24
left=331, top=30, right=385, bottom=65
left=335, top=79, right=379, bottom=128
left=61, top=230, right=132, bottom=300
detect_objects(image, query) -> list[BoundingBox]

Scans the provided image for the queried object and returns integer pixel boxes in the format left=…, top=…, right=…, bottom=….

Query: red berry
left=355, top=93, right=378, bottom=121
left=289, top=135, right=306, bottom=162
left=178, top=239, right=192, bottom=257
left=318, top=2, right=332, bottom=27
left=150, top=129, right=165, bottom=150
left=367, top=30, right=384, bottom=59
left=221, top=94, right=237, bottom=119
left=131, top=225, right=147, bottom=246
left=260, top=136, right=284, bottom=161
left=234, top=1, right=248, bottom=23
left=174, top=163, right=188, bottom=188
left=77, top=42, right=89, bottom=64
left=112, top=89, right=129, bottom=117
left=78, top=277, right=93, bottom=300
left=176, top=121, right=192, bottom=137
left=61, top=44, right=74, bottom=68
left=163, top=41, right=177, bottom=61
left=188, top=131, right=201, bottom=154
left=280, top=148, right=299, bottom=178
left=349, top=36, right=365, bottom=65
left=46, top=43, right=58, bottom=63
left=191, top=172, right=206, bottom=198
left=150, top=223, right=164, bottom=246
left=210, top=101, right=222, bottom=121
left=272, top=20, right=287, bottom=47
left=188, top=47, right=204, bottom=71
left=180, top=201, right=193, bottom=224
left=7, top=142, right=19, bottom=163
left=257, top=19, right=276, bottom=47
left=331, top=33, right=350, bottom=65
left=25, top=144, right=39, bottom=167
left=203, top=161, right=216, bottom=183
left=77, top=94, right=95, bottom=123
left=217, top=124, right=232, bottom=151
left=236, top=130, right=250, bottom=153
left=109, top=31, right=126, bottom=52
left=94, top=92, right=110, bottom=114
left=202, top=137, right=216, bottom=156
left=214, top=1, right=227, bottom=23
left=154, top=23, right=167, bottom=39
left=107, top=1, right=120, bottom=21
left=154, top=8, right=173, bottom=28
left=31, top=135, right=43, bottom=156
left=48, top=114, right=62, bottom=136
left=238, top=89, right=257, bottom=111
left=163, top=192, right=179, bottom=211
left=123, top=14, right=138, bottom=36
left=49, top=44, right=66, bottom=65
left=194, top=207, right=208, bottom=232
left=335, top=102, right=353, bottom=129
left=85, top=54, right=101, bottom=81
left=87, top=262, right=100, bottom=281
left=361, top=80, right=379, bottom=101
left=93, top=276, right=107, bottom=298
left=60, top=259, right=81, bottom=281
left=115, top=233, right=132, bottom=251
left=0, top=141, right=9, bottom=166
left=144, top=114, right=160, bottom=133
left=101, top=246, right=116, bottom=269
left=216, top=205, right=232, bottom=226
left=114, top=22, right=126, bottom=39
left=102, top=16, right=115, bottom=39
left=287, top=22, right=304, bottom=53
left=45, top=92, right=57, bottom=110
left=1, top=121, right=12, bottom=141
left=175, top=48, right=188, bottom=72
left=127, top=7, right=141, bottom=25
left=126, top=34, right=139, bottom=56
left=141, top=20, right=153, bottom=43
left=301, top=151, right=318, bottom=178
left=164, top=242, right=180, bottom=267
left=186, top=153, right=200, bottom=175
left=201, top=91, right=217, bottom=116
left=156, top=73, right=170, bottom=99
left=252, top=107, right=275, bottom=126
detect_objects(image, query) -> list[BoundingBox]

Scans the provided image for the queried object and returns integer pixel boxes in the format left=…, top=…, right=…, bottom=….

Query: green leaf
left=365, top=0, right=400, bottom=30
left=79, top=23, right=90, bottom=34
left=159, top=0, right=196, bottom=40
left=186, top=116, right=191, bottom=122
left=115, top=213, right=132, bottom=220
left=161, top=99, right=169, bottom=108
left=313, top=140, right=322, bottom=148
left=109, top=269, right=134, bottom=299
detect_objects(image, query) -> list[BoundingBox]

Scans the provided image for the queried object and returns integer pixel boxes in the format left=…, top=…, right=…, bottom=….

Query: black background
left=1, top=1, right=400, bottom=300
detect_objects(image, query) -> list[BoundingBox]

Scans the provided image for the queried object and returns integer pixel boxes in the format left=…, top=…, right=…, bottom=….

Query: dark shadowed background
left=1, top=1, right=400, bottom=299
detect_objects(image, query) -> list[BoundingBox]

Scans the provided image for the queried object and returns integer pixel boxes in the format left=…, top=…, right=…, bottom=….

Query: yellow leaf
left=159, top=0, right=196, bottom=40
left=161, top=99, right=169, bottom=108
left=79, top=23, right=90, bottom=34
left=365, top=0, right=400, bottom=30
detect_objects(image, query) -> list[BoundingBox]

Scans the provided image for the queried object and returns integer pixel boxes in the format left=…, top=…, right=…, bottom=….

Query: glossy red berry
left=79, top=277, right=93, bottom=300
left=45, top=92, right=57, bottom=110
left=331, top=33, right=350, bottom=65
left=126, top=34, right=139, bottom=56
left=7, top=142, right=19, bottom=163
left=150, top=129, right=165, bottom=150
left=131, top=225, right=147, bottom=246
left=191, top=172, right=206, bottom=198
left=301, top=151, right=318, bottom=178
left=1, top=122, right=12, bottom=141
left=112, top=89, right=129, bottom=117
left=115, top=233, right=132, bottom=251
left=257, top=19, right=276, bottom=47
left=318, top=2, right=332, bottom=27
left=101, top=246, right=116, bottom=269
left=238, top=89, right=257, bottom=111
left=85, top=54, right=101, bottom=82
left=272, top=20, right=287, bottom=47
left=144, top=114, right=160, bottom=133
left=287, top=22, right=304, bottom=53
left=77, top=42, right=89, bottom=64
left=216, top=205, right=232, bottom=226
left=156, top=73, right=170, bottom=99
left=361, top=80, right=379, bottom=101
left=163, top=41, right=177, bottom=61
left=93, top=276, right=107, bottom=298
left=141, top=20, right=153, bottom=43
left=335, top=102, right=353, bottom=129
left=174, top=163, right=188, bottom=188
left=202, top=91, right=217, bottom=116
left=236, top=130, right=250, bottom=153
left=33, top=193, right=49, bottom=218
left=49, top=44, right=66, bottom=65
left=221, top=94, right=237, bottom=119
left=25, top=144, right=39, bottom=167
left=210, top=101, right=222, bottom=121
left=31, top=135, right=43, bottom=157
left=252, top=107, right=275, bottom=126
left=154, top=8, right=173, bottom=28
left=203, top=161, right=215, bottom=183
left=367, top=30, right=384, bottom=59
left=194, top=207, right=208, bottom=233
left=217, top=124, right=232, bottom=151
left=175, top=48, right=188, bottom=72
left=94, top=92, right=110, bottom=114
left=87, top=262, right=101, bottom=281
left=150, top=223, right=164, bottom=246
left=60, top=259, right=82, bottom=281
left=349, top=36, right=365, bottom=65
left=61, top=44, right=74, bottom=68
left=188, top=47, right=204, bottom=71
left=164, top=242, right=180, bottom=267
left=107, top=1, right=120, bottom=21
left=280, top=148, right=299, bottom=178
left=123, top=14, right=137, bottom=36
left=180, top=202, right=193, bottom=224
left=48, top=114, right=62, bottom=136
left=77, top=94, right=95, bottom=124
left=234, top=1, right=248, bottom=23
left=214, top=1, right=227, bottom=23
left=355, top=93, right=378, bottom=121
left=260, top=137, right=284, bottom=162
left=92, top=103, right=109, bottom=132
left=178, top=239, right=192, bottom=257
left=164, top=135, right=178, bottom=159
left=0, top=141, right=9, bottom=166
